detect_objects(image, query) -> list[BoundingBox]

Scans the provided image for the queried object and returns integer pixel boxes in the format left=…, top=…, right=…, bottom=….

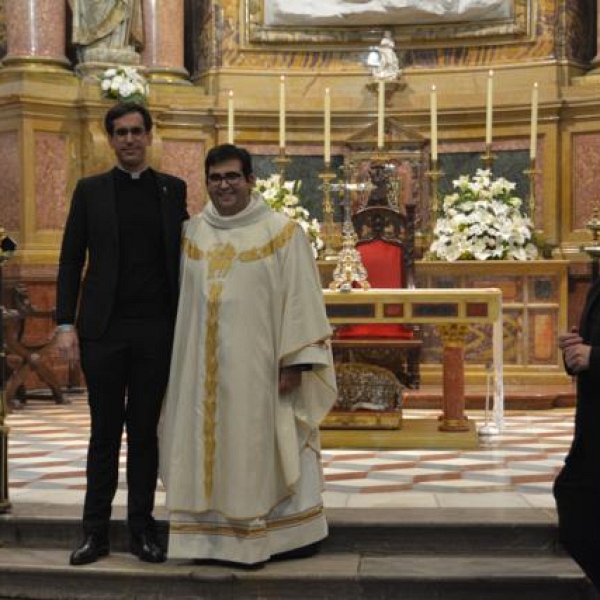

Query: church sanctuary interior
left=1, top=0, right=600, bottom=598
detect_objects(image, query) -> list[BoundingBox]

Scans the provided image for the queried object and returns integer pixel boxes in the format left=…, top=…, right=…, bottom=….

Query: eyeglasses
left=207, top=172, right=243, bottom=184
left=113, top=126, right=146, bottom=139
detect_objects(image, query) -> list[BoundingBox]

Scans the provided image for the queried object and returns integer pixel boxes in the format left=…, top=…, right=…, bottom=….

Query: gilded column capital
left=438, top=323, right=470, bottom=347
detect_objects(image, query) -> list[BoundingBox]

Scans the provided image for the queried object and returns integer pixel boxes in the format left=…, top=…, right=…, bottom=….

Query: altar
left=323, top=288, right=503, bottom=448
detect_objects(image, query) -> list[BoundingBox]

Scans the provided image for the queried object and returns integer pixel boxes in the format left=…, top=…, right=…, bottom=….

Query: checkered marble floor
left=5, top=395, right=572, bottom=511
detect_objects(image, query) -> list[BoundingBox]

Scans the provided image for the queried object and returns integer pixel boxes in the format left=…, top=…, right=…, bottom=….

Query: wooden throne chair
left=331, top=204, right=422, bottom=390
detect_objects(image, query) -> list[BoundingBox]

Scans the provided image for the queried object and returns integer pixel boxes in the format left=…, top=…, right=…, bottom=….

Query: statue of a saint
left=372, top=31, right=401, bottom=81
left=69, top=0, right=144, bottom=65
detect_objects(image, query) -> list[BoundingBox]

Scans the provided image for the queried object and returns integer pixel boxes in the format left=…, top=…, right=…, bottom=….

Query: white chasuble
left=159, top=195, right=337, bottom=564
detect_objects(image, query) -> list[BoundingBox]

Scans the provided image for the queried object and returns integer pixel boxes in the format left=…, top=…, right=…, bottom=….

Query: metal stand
left=0, top=228, right=17, bottom=513
left=478, top=361, right=499, bottom=437
left=273, top=148, right=291, bottom=183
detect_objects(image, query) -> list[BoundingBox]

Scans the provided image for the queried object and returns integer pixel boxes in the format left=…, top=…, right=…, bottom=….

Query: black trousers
left=79, top=315, right=173, bottom=538
left=554, top=472, right=600, bottom=592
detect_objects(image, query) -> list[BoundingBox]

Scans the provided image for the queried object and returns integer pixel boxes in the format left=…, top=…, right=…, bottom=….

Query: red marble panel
left=573, top=132, right=600, bottom=229
left=0, top=130, right=20, bottom=230
left=34, top=133, right=68, bottom=230
left=161, top=139, right=206, bottom=215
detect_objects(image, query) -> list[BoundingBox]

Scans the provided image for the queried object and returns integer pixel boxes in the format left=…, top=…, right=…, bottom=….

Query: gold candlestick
left=481, top=144, right=495, bottom=171
left=318, top=164, right=338, bottom=260
left=273, top=147, right=291, bottom=183
left=425, top=158, right=444, bottom=238
left=523, top=157, right=541, bottom=229
left=582, top=207, right=600, bottom=282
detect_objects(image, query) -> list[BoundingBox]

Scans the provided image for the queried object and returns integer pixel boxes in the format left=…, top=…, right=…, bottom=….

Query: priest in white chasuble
left=159, top=144, right=337, bottom=566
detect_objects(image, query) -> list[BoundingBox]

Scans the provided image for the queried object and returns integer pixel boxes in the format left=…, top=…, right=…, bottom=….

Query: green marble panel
left=253, top=154, right=344, bottom=221
left=439, top=150, right=531, bottom=214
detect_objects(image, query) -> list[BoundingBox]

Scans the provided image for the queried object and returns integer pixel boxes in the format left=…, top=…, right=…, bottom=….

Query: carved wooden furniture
left=4, top=284, right=67, bottom=407
left=332, top=204, right=422, bottom=389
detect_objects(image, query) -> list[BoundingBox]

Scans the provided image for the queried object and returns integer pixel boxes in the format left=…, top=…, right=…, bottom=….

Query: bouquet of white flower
left=255, top=175, right=324, bottom=258
left=100, top=66, right=149, bottom=104
left=429, top=169, right=538, bottom=261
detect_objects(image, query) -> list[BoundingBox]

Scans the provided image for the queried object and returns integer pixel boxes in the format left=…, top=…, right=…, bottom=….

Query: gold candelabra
left=318, top=164, right=338, bottom=260
left=0, top=227, right=16, bottom=513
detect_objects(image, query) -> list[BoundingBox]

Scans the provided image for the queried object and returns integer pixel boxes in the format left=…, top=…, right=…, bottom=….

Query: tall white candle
left=279, top=75, right=286, bottom=149
left=227, top=90, right=234, bottom=145
left=324, top=88, right=331, bottom=164
left=377, top=80, right=385, bottom=149
left=486, top=70, right=493, bottom=146
left=530, top=82, right=539, bottom=160
left=430, top=84, right=438, bottom=161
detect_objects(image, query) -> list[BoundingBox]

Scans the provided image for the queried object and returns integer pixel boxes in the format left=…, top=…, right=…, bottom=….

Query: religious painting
left=246, top=0, right=532, bottom=46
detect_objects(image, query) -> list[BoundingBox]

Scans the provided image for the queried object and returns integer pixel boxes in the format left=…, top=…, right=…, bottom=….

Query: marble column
left=4, top=0, right=69, bottom=69
left=589, top=0, right=600, bottom=74
left=438, top=324, right=470, bottom=432
left=141, top=0, right=189, bottom=82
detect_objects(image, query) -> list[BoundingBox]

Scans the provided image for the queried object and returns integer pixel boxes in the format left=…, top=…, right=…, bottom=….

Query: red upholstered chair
left=332, top=205, right=422, bottom=388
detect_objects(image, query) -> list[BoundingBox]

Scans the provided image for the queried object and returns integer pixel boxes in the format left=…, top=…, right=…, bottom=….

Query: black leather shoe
left=130, top=531, right=166, bottom=563
left=69, top=534, right=109, bottom=566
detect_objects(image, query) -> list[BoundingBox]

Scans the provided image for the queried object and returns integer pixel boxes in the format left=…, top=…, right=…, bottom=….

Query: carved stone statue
left=69, top=0, right=144, bottom=65
left=372, top=31, right=401, bottom=81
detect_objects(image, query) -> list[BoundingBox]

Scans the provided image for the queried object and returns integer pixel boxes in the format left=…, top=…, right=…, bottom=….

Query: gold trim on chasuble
left=182, top=222, right=297, bottom=500
left=170, top=504, right=324, bottom=539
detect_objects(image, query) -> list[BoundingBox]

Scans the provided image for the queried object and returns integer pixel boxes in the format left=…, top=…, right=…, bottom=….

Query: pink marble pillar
left=141, top=0, right=188, bottom=81
left=4, top=0, right=69, bottom=68
left=438, top=324, right=470, bottom=432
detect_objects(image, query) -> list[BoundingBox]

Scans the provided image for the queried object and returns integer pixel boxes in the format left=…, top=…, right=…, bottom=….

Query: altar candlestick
left=486, top=70, right=493, bottom=146
left=377, top=80, right=385, bottom=149
left=227, top=90, right=234, bottom=144
left=324, top=88, right=331, bottom=164
left=279, top=75, right=286, bottom=149
left=430, top=84, right=438, bottom=161
left=530, top=82, right=539, bottom=159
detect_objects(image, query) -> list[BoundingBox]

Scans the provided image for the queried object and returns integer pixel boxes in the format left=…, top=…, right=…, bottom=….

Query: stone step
left=0, top=548, right=595, bottom=600
left=1, top=507, right=563, bottom=556
left=1, top=507, right=598, bottom=599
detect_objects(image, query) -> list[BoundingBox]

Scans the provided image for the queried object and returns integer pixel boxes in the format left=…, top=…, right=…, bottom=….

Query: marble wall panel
left=0, top=0, right=6, bottom=58
left=573, top=132, right=600, bottom=230
left=0, top=131, right=20, bottom=230
left=161, top=139, right=206, bottom=215
left=34, top=133, right=68, bottom=231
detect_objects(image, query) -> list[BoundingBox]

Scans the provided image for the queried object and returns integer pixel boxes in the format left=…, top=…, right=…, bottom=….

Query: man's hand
left=278, top=366, right=302, bottom=395
left=563, top=343, right=591, bottom=373
left=559, top=327, right=583, bottom=351
left=55, top=329, right=80, bottom=366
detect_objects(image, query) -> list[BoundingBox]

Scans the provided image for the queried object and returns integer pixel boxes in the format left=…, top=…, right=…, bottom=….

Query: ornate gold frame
left=244, top=0, right=533, bottom=47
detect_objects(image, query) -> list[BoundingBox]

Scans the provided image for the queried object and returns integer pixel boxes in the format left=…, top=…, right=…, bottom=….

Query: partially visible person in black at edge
left=554, top=278, right=600, bottom=592
left=55, top=102, right=188, bottom=565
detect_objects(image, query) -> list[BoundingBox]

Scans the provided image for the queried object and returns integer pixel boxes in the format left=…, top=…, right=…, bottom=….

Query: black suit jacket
left=558, top=277, right=600, bottom=483
left=56, top=167, right=188, bottom=340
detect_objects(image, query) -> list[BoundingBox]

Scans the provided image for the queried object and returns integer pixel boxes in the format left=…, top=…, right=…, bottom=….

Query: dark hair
left=104, top=103, right=153, bottom=136
left=204, top=144, right=253, bottom=180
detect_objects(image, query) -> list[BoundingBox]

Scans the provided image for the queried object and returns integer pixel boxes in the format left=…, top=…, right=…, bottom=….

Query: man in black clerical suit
left=55, top=102, right=188, bottom=566
left=554, top=278, right=600, bottom=592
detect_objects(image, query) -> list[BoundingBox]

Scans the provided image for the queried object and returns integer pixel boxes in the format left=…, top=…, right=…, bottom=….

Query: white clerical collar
left=116, top=165, right=149, bottom=180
